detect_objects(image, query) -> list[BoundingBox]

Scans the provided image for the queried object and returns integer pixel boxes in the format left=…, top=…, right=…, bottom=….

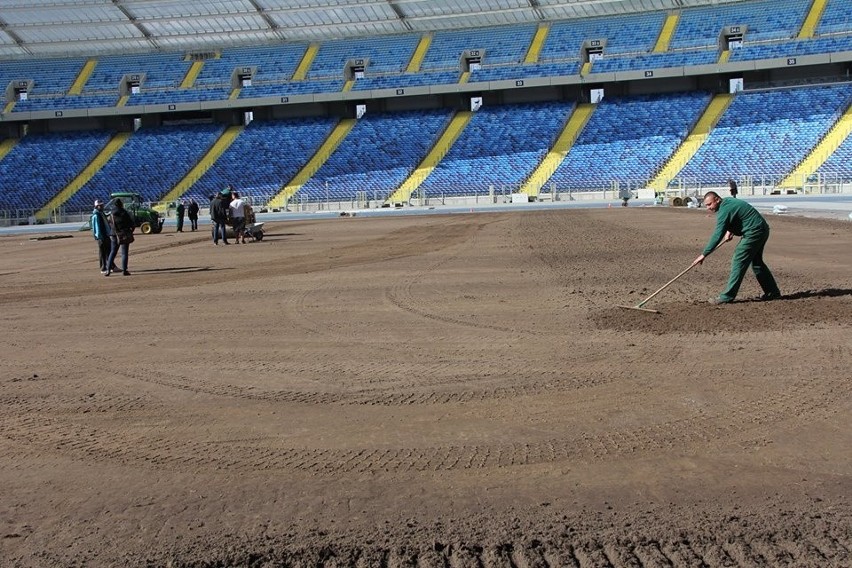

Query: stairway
left=157, top=125, right=244, bottom=208
left=0, top=137, right=19, bottom=161
left=386, top=111, right=473, bottom=204
left=798, top=0, right=828, bottom=39
left=181, top=60, right=204, bottom=88
left=648, top=93, right=732, bottom=191
left=524, top=24, right=550, bottom=64
left=653, top=13, right=680, bottom=52
left=36, top=131, right=131, bottom=219
left=268, top=119, right=357, bottom=209
left=779, top=102, right=852, bottom=188
left=520, top=104, right=595, bottom=196
left=292, top=44, right=319, bottom=80
left=68, top=59, right=97, bottom=95
left=407, top=35, right=432, bottom=72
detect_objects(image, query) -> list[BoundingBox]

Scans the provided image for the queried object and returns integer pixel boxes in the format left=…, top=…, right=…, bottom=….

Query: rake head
left=616, top=304, right=660, bottom=314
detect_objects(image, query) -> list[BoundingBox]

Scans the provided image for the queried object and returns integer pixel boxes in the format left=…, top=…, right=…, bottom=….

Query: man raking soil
left=692, top=191, right=781, bottom=305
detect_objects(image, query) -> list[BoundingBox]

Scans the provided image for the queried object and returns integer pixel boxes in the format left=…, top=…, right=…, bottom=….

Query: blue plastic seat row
left=549, top=92, right=710, bottom=189
left=68, top=124, right=226, bottom=209
left=301, top=109, right=453, bottom=200
left=679, top=83, right=852, bottom=184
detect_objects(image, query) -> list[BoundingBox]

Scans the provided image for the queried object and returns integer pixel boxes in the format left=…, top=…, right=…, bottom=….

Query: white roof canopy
left=0, top=0, right=745, bottom=58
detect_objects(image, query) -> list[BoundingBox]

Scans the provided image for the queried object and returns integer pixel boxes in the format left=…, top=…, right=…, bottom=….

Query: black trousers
left=97, top=238, right=111, bottom=271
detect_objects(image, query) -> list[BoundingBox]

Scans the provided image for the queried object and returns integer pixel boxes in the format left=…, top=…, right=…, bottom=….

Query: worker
left=692, top=191, right=781, bottom=305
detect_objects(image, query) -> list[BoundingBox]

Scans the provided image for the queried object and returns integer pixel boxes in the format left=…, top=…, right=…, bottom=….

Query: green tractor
left=105, top=192, right=164, bottom=234
left=82, top=192, right=165, bottom=234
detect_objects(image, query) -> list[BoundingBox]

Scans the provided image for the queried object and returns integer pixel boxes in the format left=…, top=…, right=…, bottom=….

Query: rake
left=618, top=240, right=727, bottom=314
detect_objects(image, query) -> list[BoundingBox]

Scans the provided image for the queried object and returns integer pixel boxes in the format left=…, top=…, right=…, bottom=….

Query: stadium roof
left=0, top=0, right=743, bottom=59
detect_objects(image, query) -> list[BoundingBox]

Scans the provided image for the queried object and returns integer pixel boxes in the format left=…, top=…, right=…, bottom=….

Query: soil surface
left=1, top=208, right=850, bottom=567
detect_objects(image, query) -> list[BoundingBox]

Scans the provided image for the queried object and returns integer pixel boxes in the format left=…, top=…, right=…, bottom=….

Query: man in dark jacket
left=692, top=191, right=780, bottom=304
left=106, top=198, right=134, bottom=276
left=210, top=191, right=230, bottom=245
left=175, top=200, right=185, bottom=232
left=187, top=199, right=199, bottom=231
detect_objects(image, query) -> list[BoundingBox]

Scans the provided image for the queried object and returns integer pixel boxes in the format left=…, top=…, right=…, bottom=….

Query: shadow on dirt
left=130, top=266, right=233, bottom=275
left=779, top=287, right=852, bottom=300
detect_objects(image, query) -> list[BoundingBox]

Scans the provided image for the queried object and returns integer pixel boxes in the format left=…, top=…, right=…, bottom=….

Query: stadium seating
left=672, top=0, right=810, bottom=50
left=730, top=34, right=852, bottom=61
left=13, top=94, right=120, bottom=111
left=541, top=12, right=666, bottom=60
left=817, top=0, right=852, bottom=36
left=299, top=109, right=453, bottom=201
left=352, top=71, right=460, bottom=91
left=308, top=35, right=420, bottom=78
left=548, top=92, right=711, bottom=190
left=420, top=25, right=538, bottom=70
left=68, top=124, right=226, bottom=210
left=678, top=84, right=852, bottom=184
left=0, top=130, right=113, bottom=211
left=3, top=0, right=852, bottom=112
left=194, top=44, right=308, bottom=86
left=0, top=58, right=85, bottom=95
left=4, top=1, right=852, bottom=216
left=417, top=101, right=576, bottom=197
left=186, top=116, right=339, bottom=203
left=468, top=62, right=581, bottom=83
left=816, top=133, right=852, bottom=177
left=590, top=50, right=718, bottom=73
left=83, top=52, right=190, bottom=92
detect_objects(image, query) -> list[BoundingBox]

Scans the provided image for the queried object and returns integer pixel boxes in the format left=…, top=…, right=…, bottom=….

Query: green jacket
left=703, top=198, right=769, bottom=255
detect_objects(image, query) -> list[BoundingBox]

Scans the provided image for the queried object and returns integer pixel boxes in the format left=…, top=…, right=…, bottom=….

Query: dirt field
left=1, top=207, right=850, bottom=567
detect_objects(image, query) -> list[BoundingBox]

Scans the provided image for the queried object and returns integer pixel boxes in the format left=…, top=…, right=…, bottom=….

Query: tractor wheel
left=139, top=222, right=153, bottom=234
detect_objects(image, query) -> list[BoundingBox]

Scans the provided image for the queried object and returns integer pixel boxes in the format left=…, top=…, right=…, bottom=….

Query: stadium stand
left=308, top=35, right=420, bottom=78
left=352, top=71, right=459, bottom=91
left=419, top=25, right=538, bottom=71
left=298, top=109, right=453, bottom=202
left=671, top=0, right=810, bottom=50
left=0, top=130, right=113, bottom=212
left=730, top=34, right=852, bottom=61
left=0, top=58, right=84, bottom=95
left=185, top=116, right=340, bottom=203
left=816, top=133, right=852, bottom=177
left=83, top=52, right=190, bottom=92
left=590, top=49, right=718, bottom=73
left=547, top=92, right=711, bottom=190
left=468, top=61, right=581, bottom=83
left=195, top=44, right=308, bottom=87
left=13, top=94, right=120, bottom=111
left=67, top=124, right=226, bottom=210
left=817, top=0, right=852, bottom=35
left=678, top=83, right=852, bottom=184
left=541, top=12, right=666, bottom=59
left=417, top=101, right=576, bottom=197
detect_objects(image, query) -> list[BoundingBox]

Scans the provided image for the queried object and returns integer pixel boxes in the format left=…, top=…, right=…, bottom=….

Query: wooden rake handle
left=636, top=240, right=727, bottom=308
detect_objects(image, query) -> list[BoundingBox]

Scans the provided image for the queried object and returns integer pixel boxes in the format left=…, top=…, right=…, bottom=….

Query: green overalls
left=703, top=198, right=781, bottom=302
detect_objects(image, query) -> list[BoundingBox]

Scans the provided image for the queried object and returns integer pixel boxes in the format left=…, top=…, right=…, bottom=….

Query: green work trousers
left=719, top=227, right=780, bottom=302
